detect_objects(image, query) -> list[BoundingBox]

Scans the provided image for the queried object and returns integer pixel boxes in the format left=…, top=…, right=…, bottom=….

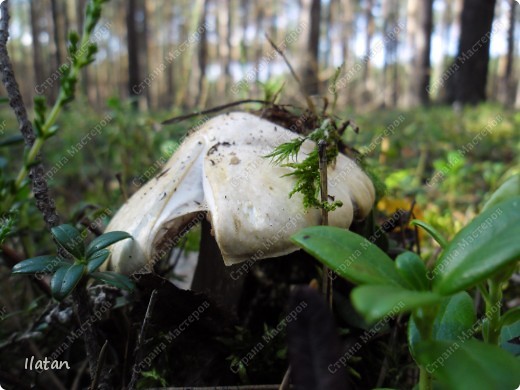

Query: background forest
left=5, top=0, right=520, bottom=110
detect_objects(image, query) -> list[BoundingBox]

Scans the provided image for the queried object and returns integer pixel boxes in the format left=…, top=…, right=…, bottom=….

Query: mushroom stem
left=318, top=140, right=333, bottom=308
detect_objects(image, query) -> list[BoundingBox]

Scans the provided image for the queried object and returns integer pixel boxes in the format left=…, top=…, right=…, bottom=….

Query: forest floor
left=0, top=100, right=518, bottom=388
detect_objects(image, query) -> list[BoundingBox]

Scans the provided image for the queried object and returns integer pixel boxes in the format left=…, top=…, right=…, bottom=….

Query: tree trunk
left=382, top=0, right=389, bottom=108
left=433, top=0, right=453, bottom=101
left=340, top=0, right=354, bottom=105
left=362, top=0, right=374, bottom=102
left=127, top=0, right=141, bottom=110
left=216, top=0, right=231, bottom=98
left=266, top=0, right=278, bottom=79
left=195, top=0, right=209, bottom=108
left=253, top=2, right=265, bottom=85
left=498, top=0, right=516, bottom=106
left=417, top=0, right=433, bottom=105
left=140, top=0, right=151, bottom=109
left=382, top=0, right=399, bottom=107
left=226, top=0, right=233, bottom=83
left=392, top=36, right=399, bottom=107
left=175, top=0, right=204, bottom=109
left=405, top=0, right=417, bottom=106
left=302, top=0, right=321, bottom=95
left=30, top=1, right=47, bottom=98
left=165, top=4, right=176, bottom=109
left=324, top=0, right=335, bottom=68
left=406, top=0, right=433, bottom=107
left=450, top=0, right=497, bottom=104
left=51, top=0, right=65, bottom=68
left=51, top=0, right=70, bottom=101
left=76, top=0, right=90, bottom=100
left=240, top=0, right=250, bottom=64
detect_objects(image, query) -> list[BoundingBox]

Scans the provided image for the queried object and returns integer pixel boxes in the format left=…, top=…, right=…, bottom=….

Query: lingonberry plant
left=2, top=0, right=133, bottom=301
left=292, top=174, right=520, bottom=390
left=0, top=0, right=133, bottom=385
left=12, top=224, right=133, bottom=300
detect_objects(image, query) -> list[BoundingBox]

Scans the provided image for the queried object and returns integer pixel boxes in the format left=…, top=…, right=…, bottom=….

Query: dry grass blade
left=264, top=33, right=316, bottom=115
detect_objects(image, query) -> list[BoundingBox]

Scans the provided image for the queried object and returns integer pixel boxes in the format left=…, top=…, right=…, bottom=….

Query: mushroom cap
left=105, top=112, right=375, bottom=274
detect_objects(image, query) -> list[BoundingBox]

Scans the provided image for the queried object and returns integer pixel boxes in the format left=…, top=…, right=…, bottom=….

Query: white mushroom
left=105, top=112, right=375, bottom=274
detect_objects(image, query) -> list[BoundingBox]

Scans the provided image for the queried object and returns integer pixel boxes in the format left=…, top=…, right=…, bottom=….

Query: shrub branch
left=0, top=0, right=106, bottom=386
left=0, top=0, right=60, bottom=229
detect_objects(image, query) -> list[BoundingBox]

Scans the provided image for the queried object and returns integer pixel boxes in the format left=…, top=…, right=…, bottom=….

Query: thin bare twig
left=264, top=33, right=316, bottom=115
left=161, top=99, right=272, bottom=124
left=318, top=141, right=332, bottom=307
left=128, top=289, right=159, bottom=390
left=90, top=339, right=109, bottom=390
left=279, top=366, right=291, bottom=390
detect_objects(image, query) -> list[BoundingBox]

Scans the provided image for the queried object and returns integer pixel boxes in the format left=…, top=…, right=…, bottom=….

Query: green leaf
left=0, top=134, right=24, bottom=148
left=43, top=125, right=59, bottom=139
left=292, top=226, right=404, bottom=286
left=0, top=212, right=16, bottom=246
left=432, top=197, right=520, bottom=295
left=51, top=224, right=85, bottom=259
left=500, top=306, right=520, bottom=328
left=12, top=255, right=67, bottom=274
left=408, top=292, right=476, bottom=358
left=140, top=369, right=167, bottom=387
left=395, top=251, right=429, bottom=291
left=87, top=249, right=109, bottom=273
left=91, top=271, right=134, bottom=291
left=86, top=231, right=132, bottom=258
left=51, top=264, right=85, bottom=300
left=351, top=284, right=442, bottom=323
left=500, top=320, right=520, bottom=357
left=415, top=339, right=520, bottom=390
left=482, top=173, right=520, bottom=212
left=410, top=219, right=447, bottom=249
